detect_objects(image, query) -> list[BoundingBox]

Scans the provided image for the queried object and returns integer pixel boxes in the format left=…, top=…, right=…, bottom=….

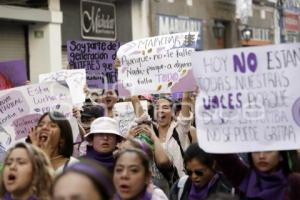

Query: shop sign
left=284, top=11, right=299, bottom=32
left=81, top=0, right=116, bottom=41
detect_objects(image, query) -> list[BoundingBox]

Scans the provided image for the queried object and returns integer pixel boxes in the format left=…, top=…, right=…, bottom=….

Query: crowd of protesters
left=0, top=87, right=300, bottom=200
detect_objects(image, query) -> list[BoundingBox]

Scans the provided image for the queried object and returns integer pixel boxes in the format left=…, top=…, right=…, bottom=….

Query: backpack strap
left=177, top=175, right=189, bottom=200
left=62, top=158, right=70, bottom=172
left=187, top=130, right=192, bottom=144
left=172, top=128, right=185, bottom=158
left=152, top=122, right=191, bottom=158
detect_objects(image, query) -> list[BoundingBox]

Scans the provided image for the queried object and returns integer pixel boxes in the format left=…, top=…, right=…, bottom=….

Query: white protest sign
left=114, top=101, right=148, bottom=136
left=192, top=43, right=300, bottom=153
left=0, top=82, right=73, bottom=149
left=39, top=69, right=86, bottom=105
left=117, top=32, right=200, bottom=96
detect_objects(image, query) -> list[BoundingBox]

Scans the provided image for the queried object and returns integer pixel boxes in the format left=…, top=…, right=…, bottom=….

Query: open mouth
left=119, top=184, right=130, bottom=193
left=39, top=133, right=48, bottom=142
left=8, top=174, right=16, bottom=181
left=106, top=99, right=112, bottom=104
left=157, top=114, right=166, bottom=122
left=7, top=174, right=16, bottom=184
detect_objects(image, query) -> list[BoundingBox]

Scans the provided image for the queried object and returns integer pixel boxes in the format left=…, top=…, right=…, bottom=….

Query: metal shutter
left=0, top=22, right=26, bottom=62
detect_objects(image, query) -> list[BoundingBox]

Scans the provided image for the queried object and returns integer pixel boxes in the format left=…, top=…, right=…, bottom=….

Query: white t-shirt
left=55, top=156, right=79, bottom=175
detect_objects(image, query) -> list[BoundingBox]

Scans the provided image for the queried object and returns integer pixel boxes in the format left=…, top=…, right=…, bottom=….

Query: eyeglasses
left=186, top=169, right=206, bottom=177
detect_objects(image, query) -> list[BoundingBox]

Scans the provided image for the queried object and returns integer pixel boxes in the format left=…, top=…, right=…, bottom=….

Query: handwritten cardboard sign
left=0, top=60, right=27, bottom=90
left=192, top=43, right=300, bottom=153
left=0, top=82, right=73, bottom=149
left=117, top=32, right=200, bottom=96
left=67, top=40, right=120, bottom=89
left=39, top=69, right=86, bottom=105
left=114, top=101, right=148, bottom=136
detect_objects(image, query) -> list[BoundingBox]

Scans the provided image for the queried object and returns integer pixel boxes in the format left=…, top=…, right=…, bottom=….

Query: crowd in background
left=0, top=88, right=300, bottom=200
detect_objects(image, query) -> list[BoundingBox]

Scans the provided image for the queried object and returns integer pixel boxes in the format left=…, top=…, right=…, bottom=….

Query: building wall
left=283, top=0, right=300, bottom=43
left=149, top=0, right=238, bottom=49
left=0, top=0, right=63, bottom=83
left=240, top=4, right=275, bottom=46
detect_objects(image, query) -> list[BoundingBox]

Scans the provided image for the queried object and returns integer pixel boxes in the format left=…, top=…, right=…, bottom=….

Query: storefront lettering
left=82, top=6, right=115, bottom=34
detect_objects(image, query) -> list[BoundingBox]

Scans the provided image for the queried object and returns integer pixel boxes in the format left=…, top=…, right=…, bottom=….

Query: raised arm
left=131, top=96, right=145, bottom=117
left=176, top=92, right=193, bottom=150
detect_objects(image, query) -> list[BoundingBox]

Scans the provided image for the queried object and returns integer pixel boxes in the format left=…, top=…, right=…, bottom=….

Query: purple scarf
left=3, top=193, right=37, bottom=200
left=86, top=146, right=115, bottom=170
left=188, top=173, right=220, bottom=200
left=239, top=169, right=288, bottom=200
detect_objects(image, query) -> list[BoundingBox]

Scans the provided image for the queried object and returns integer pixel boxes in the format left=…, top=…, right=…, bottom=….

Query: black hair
left=248, top=150, right=299, bottom=174
left=101, top=89, right=119, bottom=96
left=38, top=111, right=73, bottom=158
left=184, top=143, right=215, bottom=170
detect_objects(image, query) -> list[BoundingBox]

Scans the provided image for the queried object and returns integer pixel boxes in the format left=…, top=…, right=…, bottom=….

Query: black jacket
left=169, top=173, right=234, bottom=200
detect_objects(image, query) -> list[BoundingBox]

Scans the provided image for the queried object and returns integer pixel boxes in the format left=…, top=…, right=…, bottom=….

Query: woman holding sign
left=131, top=92, right=194, bottom=177
left=152, top=92, right=194, bottom=177
left=215, top=150, right=300, bottom=200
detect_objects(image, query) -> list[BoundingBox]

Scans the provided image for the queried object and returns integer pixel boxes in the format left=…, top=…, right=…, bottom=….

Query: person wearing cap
left=74, top=105, right=105, bottom=157
left=80, top=105, right=105, bottom=133
left=84, top=117, right=124, bottom=171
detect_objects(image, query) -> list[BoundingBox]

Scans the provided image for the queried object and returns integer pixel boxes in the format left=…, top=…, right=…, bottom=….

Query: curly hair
left=0, top=142, right=54, bottom=199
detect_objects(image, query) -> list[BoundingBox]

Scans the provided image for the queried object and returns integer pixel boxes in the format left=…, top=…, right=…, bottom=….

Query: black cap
left=81, top=105, right=105, bottom=119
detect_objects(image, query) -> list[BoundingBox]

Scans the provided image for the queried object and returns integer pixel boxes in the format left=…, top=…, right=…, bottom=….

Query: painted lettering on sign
left=192, top=43, right=300, bottom=153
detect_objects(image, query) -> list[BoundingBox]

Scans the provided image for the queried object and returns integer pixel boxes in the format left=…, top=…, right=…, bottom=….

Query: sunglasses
left=186, top=169, right=206, bottom=177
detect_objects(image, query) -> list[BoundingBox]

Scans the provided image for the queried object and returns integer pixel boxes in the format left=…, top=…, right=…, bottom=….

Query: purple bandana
left=86, top=145, right=115, bottom=171
left=188, top=173, right=220, bottom=200
left=239, top=169, right=288, bottom=200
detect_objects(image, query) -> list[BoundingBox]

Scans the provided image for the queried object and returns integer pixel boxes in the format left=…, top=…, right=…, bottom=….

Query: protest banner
left=117, top=32, right=201, bottom=96
left=0, top=82, right=73, bottom=150
left=67, top=40, right=120, bottom=89
left=39, top=69, right=86, bottom=105
left=114, top=101, right=148, bottom=136
left=0, top=60, right=27, bottom=90
left=192, top=43, right=300, bottom=153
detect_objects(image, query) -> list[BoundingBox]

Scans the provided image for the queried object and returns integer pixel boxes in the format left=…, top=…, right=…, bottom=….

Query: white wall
left=29, top=22, right=62, bottom=82
left=28, top=0, right=63, bottom=83
left=131, top=0, right=150, bottom=40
